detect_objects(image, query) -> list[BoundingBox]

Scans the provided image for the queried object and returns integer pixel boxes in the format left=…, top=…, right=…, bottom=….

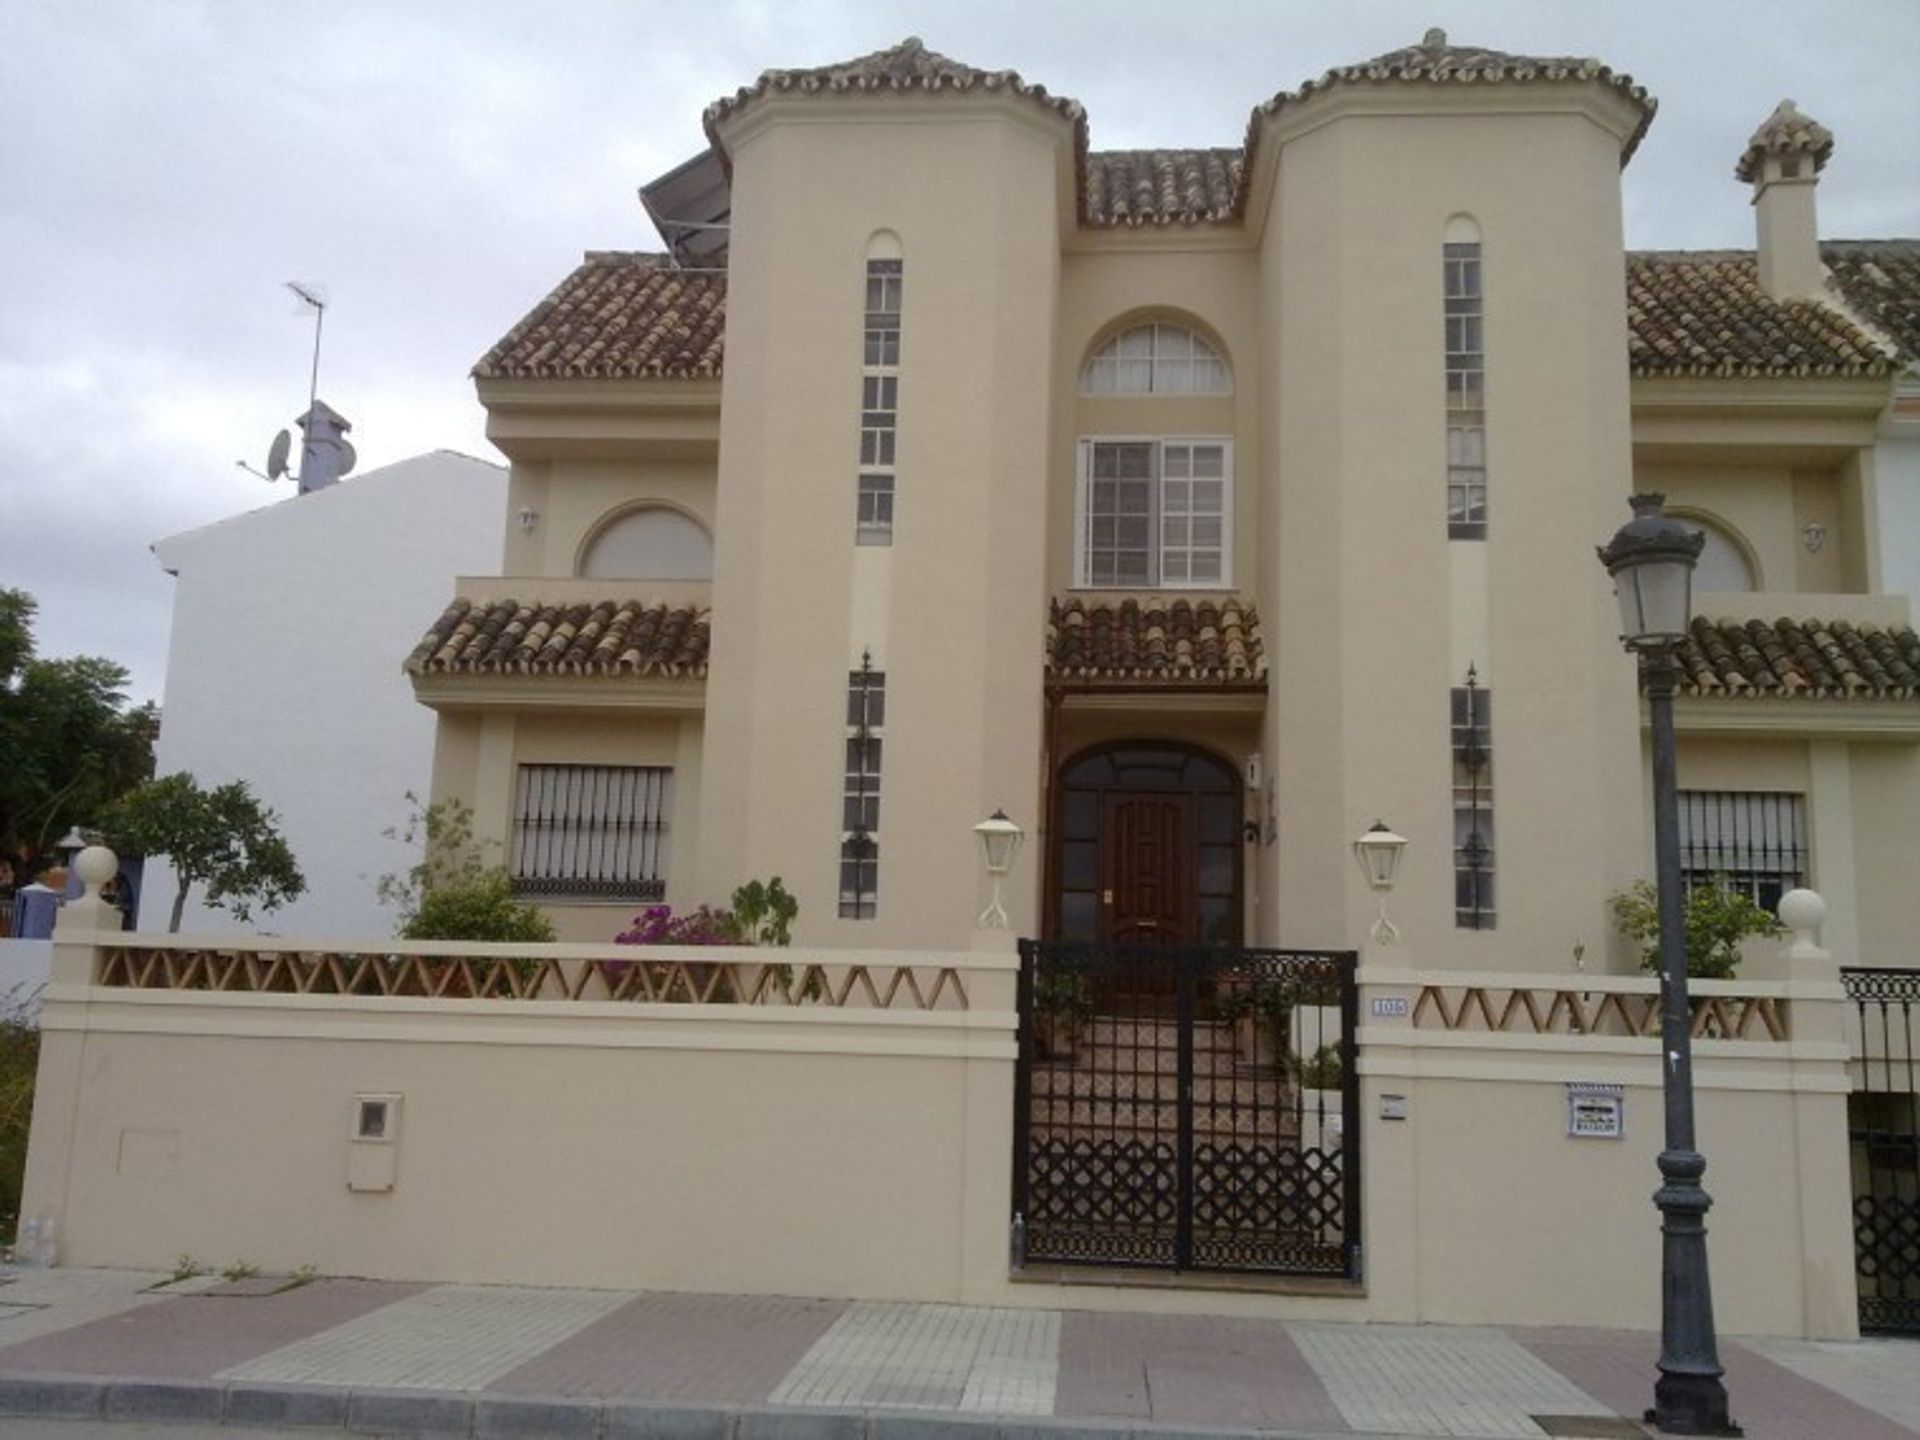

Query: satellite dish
left=266, top=429, right=291, bottom=481
left=336, top=438, right=357, bottom=479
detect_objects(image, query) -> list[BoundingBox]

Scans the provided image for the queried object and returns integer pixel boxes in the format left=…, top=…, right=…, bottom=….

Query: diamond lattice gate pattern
left=1843, top=967, right=1920, bottom=1335
left=1013, top=942, right=1359, bottom=1278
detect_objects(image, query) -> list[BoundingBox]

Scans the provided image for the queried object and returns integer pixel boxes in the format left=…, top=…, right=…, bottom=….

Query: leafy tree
left=0, top=589, right=157, bottom=871
left=1609, top=878, right=1784, bottom=979
left=377, top=795, right=553, bottom=943
left=102, top=773, right=304, bottom=931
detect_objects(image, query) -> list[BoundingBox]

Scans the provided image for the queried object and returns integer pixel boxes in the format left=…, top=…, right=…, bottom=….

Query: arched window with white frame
left=1080, top=322, right=1230, bottom=396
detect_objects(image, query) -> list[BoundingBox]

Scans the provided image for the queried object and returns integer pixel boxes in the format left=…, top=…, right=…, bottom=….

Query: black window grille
left=1451, top=670, right=1495, bottom=929
left=1678, top=791, right=1806, bottom=913
left=839, top=658, right=883, bottom=919
left=511, top=764, right=669, bottom=900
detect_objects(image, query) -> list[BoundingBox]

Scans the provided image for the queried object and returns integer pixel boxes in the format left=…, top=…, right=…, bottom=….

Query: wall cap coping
left=93, top=934, right=1019, bottom=970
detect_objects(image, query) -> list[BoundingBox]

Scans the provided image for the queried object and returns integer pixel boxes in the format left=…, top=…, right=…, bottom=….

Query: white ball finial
left=1777, top=887, right=1825, bottom=936
left=74, top=845, right=118, bottom=897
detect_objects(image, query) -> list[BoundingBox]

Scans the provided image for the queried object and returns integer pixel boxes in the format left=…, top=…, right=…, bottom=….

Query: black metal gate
left=1842, top=967, right=1920, bottom=1335
left=1012, top=941, right=1359, bottom=1278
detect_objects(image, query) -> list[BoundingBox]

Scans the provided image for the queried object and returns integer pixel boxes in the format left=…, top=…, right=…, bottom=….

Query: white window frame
left=1079, top=323, right=1233, bottom=396
left=1073, top=436, right=1234, bottom=590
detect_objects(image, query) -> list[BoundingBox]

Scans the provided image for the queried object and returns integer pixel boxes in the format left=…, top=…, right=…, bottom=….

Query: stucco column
left=1807, top=740, right=1858, bottom=963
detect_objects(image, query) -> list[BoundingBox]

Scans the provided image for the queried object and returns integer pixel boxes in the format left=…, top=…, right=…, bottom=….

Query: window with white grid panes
left=1080, top=323, right=1230, bottom=395
left=1444, top=242, right=1487, bottom=539
left=1076, top=439, right=1231, bottom=588
left=856, top=260, right=902, bottom=543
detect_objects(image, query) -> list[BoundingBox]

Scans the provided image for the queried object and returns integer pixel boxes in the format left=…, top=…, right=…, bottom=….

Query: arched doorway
left=1049, top=741, right=1244, bottom=946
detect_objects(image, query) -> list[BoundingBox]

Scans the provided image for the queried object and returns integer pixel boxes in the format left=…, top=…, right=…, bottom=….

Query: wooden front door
left=1103, top=794, right=1190, bottom=944
left=1050, top=742, right=1243, bottom=951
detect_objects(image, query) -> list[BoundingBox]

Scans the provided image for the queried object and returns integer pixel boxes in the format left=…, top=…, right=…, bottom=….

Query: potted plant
left=1031, top=968, right=1094, bottom=1063
left=1217, top=976, right=1295, bottom=1073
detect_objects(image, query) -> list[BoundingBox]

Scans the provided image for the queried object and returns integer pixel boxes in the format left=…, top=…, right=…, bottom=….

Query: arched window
left=578, top=507, right=713, bottom=580
left=1689, top=518, right=1758, bottom=593
left=1081, top=323, right=1230, bottom=396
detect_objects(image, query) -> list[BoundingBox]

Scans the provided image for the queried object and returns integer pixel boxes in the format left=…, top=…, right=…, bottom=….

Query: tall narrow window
left=1451, top=669, right=1494, bottom=929
left=856, top=259, right=902, bottom=544
left=839, top=657, right=885, bottom=918
left=1444, top=240, right=1486, bottom=539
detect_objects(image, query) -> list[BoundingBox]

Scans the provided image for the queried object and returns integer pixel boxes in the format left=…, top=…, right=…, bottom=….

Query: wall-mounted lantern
left=1352, top=820, right=1408, bottom=945
left=973, top=809, right=1024, bottom=930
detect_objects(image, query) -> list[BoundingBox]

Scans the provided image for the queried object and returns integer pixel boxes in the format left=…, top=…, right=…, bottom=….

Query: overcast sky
left=4, top=0, right=1917, bottom=707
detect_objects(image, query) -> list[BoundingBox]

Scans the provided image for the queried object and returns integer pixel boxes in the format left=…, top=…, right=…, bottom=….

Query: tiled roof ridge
left=1047, top=594, right=1267, bottom=684
left=1245, top=27, right=1656, bottom=183
left=1677, top=617, right=1920, bottom=700
left=704, top=36, right=1089, bottom=186
left=406, top=596, right=711, bottom=679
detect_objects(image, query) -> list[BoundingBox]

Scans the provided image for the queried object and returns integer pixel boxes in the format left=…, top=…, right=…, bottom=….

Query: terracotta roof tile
left=474, top=253, right=725, bottom=380
left=1824, top=240, right=1920, bottom=362
left=1084, top=149, right=1243, bottom=227
left=1677, top=617, right=1920, bottom=700
left=1247, top=28, right=1655, bottom=176
left=1626, top=251, right=1894, bottom=377
left=705, top=36, right=1086, bottom=163
left=1736, top=100, right=1833, bottom=184
left=406, top=598, right=710, bottom=678
left=1047, top=596, right=1265, bottom=686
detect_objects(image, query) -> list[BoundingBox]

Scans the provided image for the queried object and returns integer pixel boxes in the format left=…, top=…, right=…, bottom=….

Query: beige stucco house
left=406, top=32, right=1920, bottom=975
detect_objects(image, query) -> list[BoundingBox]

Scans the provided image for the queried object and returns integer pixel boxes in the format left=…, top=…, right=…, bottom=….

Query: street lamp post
left=1597, top=493, right=1739, bottom=1437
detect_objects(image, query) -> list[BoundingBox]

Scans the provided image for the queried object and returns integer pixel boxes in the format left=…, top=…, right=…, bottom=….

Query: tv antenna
left=235, top=282, right=355, bottom=492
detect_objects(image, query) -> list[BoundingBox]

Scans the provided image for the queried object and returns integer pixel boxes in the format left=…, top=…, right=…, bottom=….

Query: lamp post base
left=1648, top=1374, right=1741, bottom=1436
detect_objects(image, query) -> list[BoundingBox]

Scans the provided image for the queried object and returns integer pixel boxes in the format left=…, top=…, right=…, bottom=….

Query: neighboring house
left=148, top=450, right=506, bottom=935
left=407, top=34, right=1919, bottom=970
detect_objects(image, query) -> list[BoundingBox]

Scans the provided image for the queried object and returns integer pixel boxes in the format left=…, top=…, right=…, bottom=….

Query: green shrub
left=1295, top=1043, right=1343, bottom=1091
left=402, top=869, right=554, bottom=943
left=380, top=796, right=553, bottom=943
left=1609, top=878, right=1782, bottom=979
left=0, top=986, right=40, bottom=1247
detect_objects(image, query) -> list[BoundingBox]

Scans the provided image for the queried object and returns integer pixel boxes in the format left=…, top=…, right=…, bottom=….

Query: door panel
left=1104, top=795, right=1189, bottom=943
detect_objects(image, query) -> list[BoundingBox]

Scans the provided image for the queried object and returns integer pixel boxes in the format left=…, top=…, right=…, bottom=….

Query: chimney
left=1737, top=99, right=1833, bottom=303
left=294, top=400, right=357, bottom=494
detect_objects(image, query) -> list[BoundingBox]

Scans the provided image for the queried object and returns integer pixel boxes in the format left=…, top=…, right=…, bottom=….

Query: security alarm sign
left=1566, top=1081, right=1625, bottom=1139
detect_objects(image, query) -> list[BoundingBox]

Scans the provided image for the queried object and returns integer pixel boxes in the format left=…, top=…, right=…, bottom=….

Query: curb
left=0, top=1374, right=1335, bottom=1439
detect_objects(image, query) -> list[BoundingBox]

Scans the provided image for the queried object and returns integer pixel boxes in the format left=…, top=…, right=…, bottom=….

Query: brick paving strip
left=490, top=1291, right=848, bottom=1402
left=1516, top=1326, right=1920, bottom=1440
left=0, top=1278, right=424, bottom=1378
left=1055, top=1311, right=1349, bottom=1432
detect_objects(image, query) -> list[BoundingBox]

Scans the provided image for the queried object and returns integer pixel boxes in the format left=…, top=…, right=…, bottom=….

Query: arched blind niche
left=578, top=506, right=714, bottom=580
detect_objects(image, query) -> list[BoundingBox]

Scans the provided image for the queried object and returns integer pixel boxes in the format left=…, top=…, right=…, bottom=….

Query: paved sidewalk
left=0, top=1267, right=1912, bottom=1439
